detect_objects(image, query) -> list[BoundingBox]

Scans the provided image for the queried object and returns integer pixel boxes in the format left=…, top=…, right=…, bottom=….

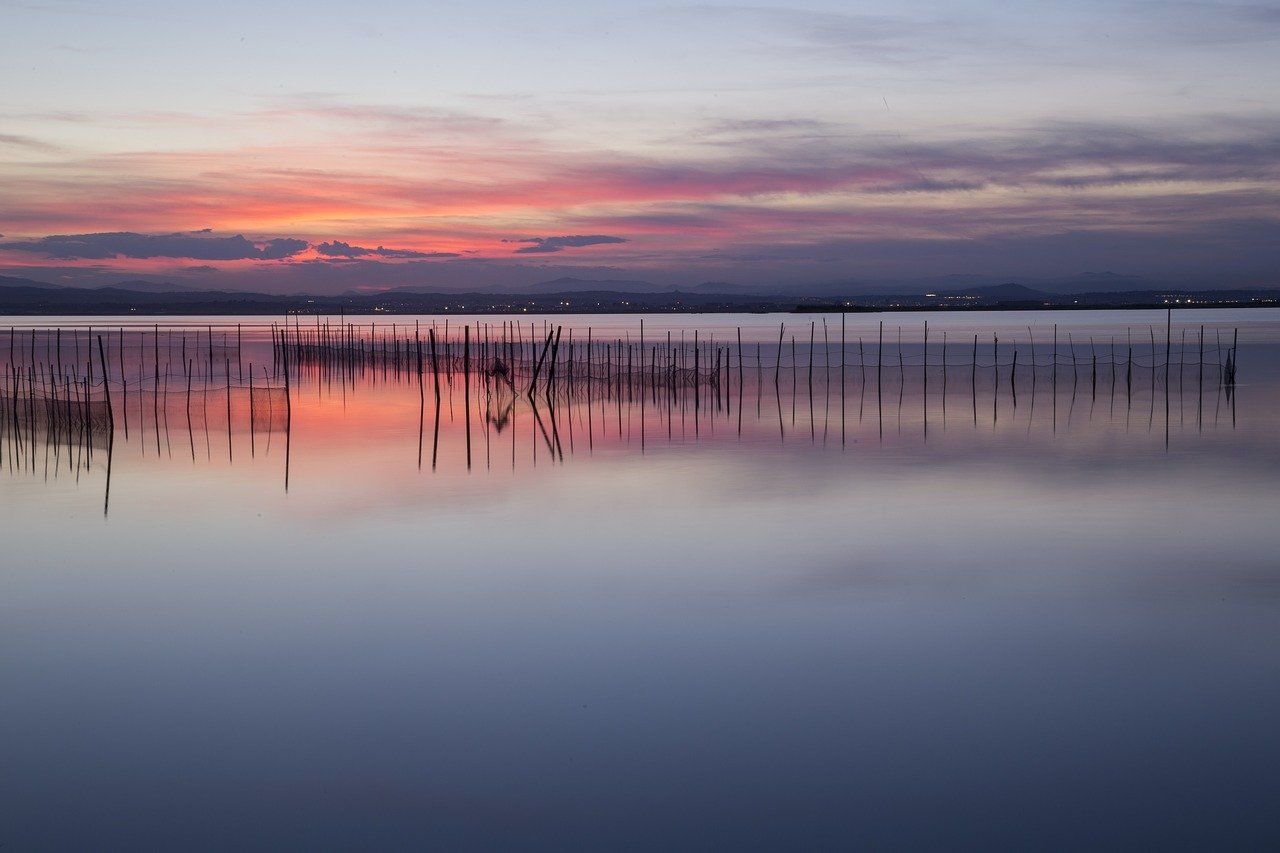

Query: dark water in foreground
left=2, top=310, right=1279, bottom=850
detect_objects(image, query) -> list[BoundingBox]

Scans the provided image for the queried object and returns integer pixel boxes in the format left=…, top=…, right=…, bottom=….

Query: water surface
left=3, top=310, right=1278, bottom=849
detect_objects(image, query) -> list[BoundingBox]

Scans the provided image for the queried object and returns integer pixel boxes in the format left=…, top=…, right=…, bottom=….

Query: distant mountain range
left=0, top=275, right=200, bottom=294
left=0, top=273, right=1276, bottom=315
left=383, top=276, right=769, bottom=296
left=942, top=283, right=1051, bottom=301
left=0, top=275, right=64, bottom=290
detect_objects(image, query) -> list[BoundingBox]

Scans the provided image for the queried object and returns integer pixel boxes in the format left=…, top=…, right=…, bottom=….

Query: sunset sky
left=2, top=0, right=1278, bottom=293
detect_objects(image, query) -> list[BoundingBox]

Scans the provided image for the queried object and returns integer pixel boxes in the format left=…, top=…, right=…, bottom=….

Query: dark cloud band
left=0, top=231, right=307, bottom=261
left=0, top=232, right=459, bottom=262
left=509, top=235, right=628, bottom=254
left=315, top=240, right=458, bottom=259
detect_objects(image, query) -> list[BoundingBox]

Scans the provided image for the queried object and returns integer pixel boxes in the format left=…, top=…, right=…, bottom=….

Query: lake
left=2, top=309, right=1278, bottom=850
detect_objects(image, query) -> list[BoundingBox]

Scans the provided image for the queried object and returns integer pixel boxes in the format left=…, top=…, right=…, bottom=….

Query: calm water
left=2, top=310, right=1279, bottom=850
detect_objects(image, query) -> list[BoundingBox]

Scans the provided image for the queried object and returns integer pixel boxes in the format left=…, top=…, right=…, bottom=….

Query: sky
left=1, top=0, right=1278, bottom=294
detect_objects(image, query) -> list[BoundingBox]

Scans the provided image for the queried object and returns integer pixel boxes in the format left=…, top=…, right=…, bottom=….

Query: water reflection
left=0, top=314, right=1253, bottom=502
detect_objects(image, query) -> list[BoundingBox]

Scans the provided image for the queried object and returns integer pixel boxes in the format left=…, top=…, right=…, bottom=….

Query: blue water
left=2, top=309, right=1278, bottom=850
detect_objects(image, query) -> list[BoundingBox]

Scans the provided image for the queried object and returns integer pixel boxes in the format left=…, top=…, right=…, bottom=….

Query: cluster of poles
left=272, top=311, right=1241, bottom=400
left=272, top=309, right=1241, bottom=468
left=0, top=311, right=1244, bottom=504
left=1, top=324, right=290, bottom=504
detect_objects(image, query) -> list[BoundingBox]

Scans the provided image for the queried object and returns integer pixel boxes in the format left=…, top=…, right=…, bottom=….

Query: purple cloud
left=0, top=231, right=309, bottom=260
left=315, top=240, right=458, bottom=259
left=509, top=235, right=628, bottom=254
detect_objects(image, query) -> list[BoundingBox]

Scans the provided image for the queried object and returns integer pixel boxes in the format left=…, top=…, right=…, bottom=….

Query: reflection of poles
left=1090, top=337, right=1097, bottom=401
left=968, top=334, right=976, bottom=426
left=545, top=396, right=564, bottom=461
left=225, top=357, right=233, bottom=463
left=877, top=321, right=884, bottom=411
left=840, top=315, right=846, bottom=447
left=529, top=395, right=557, bottom=458
left=1164, top=310, right=1172, bottom=449
left=416, top=331, right=424, bottom=469
left=1178, top=328, right=1186, bottom=428
left=992, top=334, right=998, bottom=427
left=97, top=335, right=115, bottom=519
left=1197, top=325, right=1204, bottom=432
left=1148, top=327, right=1156, bottom=433
left=791, top=336, right=797, bottom=427
left=464, top=325, right=472, bottom=471
left=808, top=341, right=816, bottom=444
left=696, top=327, right=706, bottom=422
left=747, top=338, right=757, bottom=417
left=1126, top=327, right=1133, bottom=402
left=774, top=370, right=785, bottom=442
left=186, top=358, right=195, bottom=461
left=1066, top=352, right=1078, bottom=431
left=1223, top=325, right=1233, bottom=384
left=736, top=328, right=744, bottom=440
left=936, top=330, right=947, bottom=426
left=1069, top=333, right=1079, bottom=394
left=248, top=363, right=255, bottom=458
left=1223, top=327, right=1233, bottom=427
left=1052, top=323, right=1058, bottom=388
left=432, top=378, right=441, bottom=473
left=161, top=359, right=172, bottom=459
left=102, top=417, right=113, bottom=518
left=807, top=321, right=815, bottom=397
left=923, top=322, right=929, bottom=439
left=877, top=323, right=886, bottom=440
left=153, top=326, right=161, bottom=455
left=282, top=337, right=291, bottom=492
left=643, top=344, right=650, bottom=451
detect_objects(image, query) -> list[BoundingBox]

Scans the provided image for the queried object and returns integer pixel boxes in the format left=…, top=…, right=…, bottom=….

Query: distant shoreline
left=1, top=279, right=1277, bottom=316
left=793, top=300, right=1279, bottom=314
left=1, top=300, right=1276, bottom=317
left=2, top=304, right=1277, bottom=317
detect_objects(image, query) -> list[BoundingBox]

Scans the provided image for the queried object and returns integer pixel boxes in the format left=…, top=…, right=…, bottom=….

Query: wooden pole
left=96, top=335, right=114, bottom=433
left=775, top=323, right=784, bottom=385
left=877, top=320, right=884, bottom=398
